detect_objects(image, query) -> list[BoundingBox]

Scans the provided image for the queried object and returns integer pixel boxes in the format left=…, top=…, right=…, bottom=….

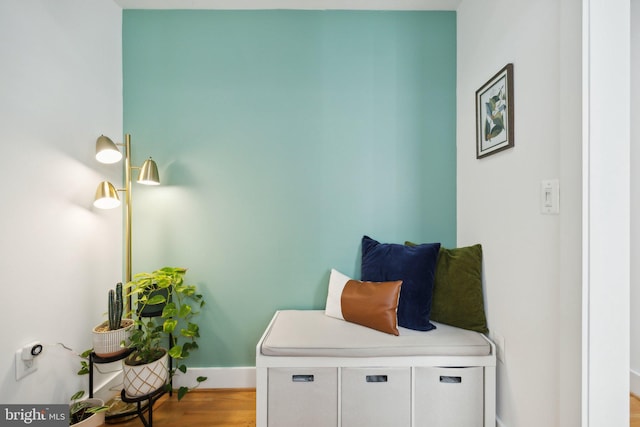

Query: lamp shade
left=94, top=181, right=121, bottom=209
left=96, top=135, right=123, bottom=164
left=137, top=158, right=160, bottom=185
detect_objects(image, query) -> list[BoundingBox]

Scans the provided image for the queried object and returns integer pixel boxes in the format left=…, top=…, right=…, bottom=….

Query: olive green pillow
left=407, top=243, right=488, bottom=333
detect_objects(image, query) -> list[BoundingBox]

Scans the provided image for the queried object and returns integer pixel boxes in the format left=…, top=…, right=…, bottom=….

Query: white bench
left=256, top=310, right=496, bottom=427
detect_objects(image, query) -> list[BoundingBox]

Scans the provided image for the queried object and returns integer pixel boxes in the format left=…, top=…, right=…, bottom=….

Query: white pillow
left=324, top=268, right=403, bottom=335
left=325, top=268, right=351, bottom=320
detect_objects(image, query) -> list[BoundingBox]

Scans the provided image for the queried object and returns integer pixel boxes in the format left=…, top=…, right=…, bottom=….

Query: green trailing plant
left=76, top=349, right=92, bottom=376
left=126, top=266, right=207, bottom=400
left=108, top=282, right=124, bottom=330
left=69, top=390, right=108, bottom=425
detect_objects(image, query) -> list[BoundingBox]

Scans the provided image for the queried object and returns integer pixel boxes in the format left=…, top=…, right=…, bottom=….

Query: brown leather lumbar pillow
left=325, top=269, right=402, bottom=335
left=341, top=279, right=403, bottom=335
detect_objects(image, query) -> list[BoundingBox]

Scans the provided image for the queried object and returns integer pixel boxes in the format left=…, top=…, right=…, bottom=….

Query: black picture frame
left=476, top=63, right=514, bottom=159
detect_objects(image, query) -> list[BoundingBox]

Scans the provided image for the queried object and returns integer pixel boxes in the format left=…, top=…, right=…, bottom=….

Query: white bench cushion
left=261, top=310, right=490, bottom=357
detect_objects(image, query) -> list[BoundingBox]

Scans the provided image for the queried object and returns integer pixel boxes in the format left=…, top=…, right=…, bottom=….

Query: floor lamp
left=93, top=134, right=160, bottom=312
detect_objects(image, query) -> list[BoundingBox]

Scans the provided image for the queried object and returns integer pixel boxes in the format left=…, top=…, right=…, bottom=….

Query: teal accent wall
left=123, top=10, right=456, bottom=367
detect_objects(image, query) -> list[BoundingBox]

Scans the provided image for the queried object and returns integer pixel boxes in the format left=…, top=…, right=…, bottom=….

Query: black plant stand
left=88, top=348, right=134, bottom=398
left=88, top=295, right=174, bottom=425
left=120, top=386, right=166, bottom=427
left=88, top=316, right=173, bottom=424
left=88, top=349, right=146, bottom=423
left=88, top=347, right=171, bottom=425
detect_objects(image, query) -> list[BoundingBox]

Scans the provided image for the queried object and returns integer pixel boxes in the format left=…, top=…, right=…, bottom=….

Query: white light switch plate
left=541, top=179, right=560, bottom=214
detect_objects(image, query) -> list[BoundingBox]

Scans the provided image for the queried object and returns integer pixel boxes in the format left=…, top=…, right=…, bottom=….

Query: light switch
left=541, top=179, right=560, bottom=214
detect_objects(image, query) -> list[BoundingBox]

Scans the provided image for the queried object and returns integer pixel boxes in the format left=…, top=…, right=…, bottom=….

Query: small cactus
left=108, top=282, right=124, bottom=330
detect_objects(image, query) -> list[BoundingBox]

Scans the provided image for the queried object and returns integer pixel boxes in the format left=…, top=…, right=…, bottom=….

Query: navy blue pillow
left=361, top=236, right=440, bottom=331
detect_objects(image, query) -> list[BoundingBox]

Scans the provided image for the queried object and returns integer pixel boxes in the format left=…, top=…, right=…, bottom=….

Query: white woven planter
left=70, top=398, right=105, bottom=427
left=92, top=319, right=134, bottom=358
left=123, top=350, right=169, bottom=397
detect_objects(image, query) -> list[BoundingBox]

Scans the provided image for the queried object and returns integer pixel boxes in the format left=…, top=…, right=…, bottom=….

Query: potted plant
left=124, top=267, right=206, bottom=400
left=92, top=283, right=134, bottom=358
left=69, top=391, right=108, bottom=426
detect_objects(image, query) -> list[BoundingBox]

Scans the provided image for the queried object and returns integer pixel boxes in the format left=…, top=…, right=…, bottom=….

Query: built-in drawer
left=341, top=367, right=411, bottom=427
left=267, top=367, right=338, bottom=427
left=414, top=366, right=484, bottom=427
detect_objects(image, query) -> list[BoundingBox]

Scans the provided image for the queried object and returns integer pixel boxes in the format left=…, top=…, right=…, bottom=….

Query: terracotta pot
left=122, top=349, right=169, bottom=397
left=92, top=319, right=134, bottom=358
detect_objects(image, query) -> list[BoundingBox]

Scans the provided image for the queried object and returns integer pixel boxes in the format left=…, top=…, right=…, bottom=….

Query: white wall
left=457, top=0, right=582, bottom=425
left=631, top=0, right=640, bottom=398
left=0, top=0, right=123, bottom=404
left=582, top=0, right=630, bottom=424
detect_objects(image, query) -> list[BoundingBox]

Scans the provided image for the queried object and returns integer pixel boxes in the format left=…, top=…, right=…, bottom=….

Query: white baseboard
left=173, top=367, right=256, bottom=389
left=496, top=415, right=506, bottom=427
left=631, top=369, right=640, bottom=397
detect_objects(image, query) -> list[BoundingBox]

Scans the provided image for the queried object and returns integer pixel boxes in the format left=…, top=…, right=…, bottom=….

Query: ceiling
left=113, top=0, right=461, bottom=10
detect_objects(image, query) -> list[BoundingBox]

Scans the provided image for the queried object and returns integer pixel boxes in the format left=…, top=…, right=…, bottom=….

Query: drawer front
left=341, top=367, right=411, bottom=427
left=415, top=366, right=484, bottom=427
left=268, top=367, right=338, bottom=427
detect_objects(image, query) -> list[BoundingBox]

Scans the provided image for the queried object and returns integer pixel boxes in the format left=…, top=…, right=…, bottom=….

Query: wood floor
left=100, top=389, right=256, bottom=427
left=632, top=394, right=640, bottom=427
left=99, top=390, right=640, bottom=426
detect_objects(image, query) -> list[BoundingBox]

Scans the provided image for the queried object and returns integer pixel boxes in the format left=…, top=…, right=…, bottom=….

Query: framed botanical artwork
left=476, top=63, right=514, bottom=159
